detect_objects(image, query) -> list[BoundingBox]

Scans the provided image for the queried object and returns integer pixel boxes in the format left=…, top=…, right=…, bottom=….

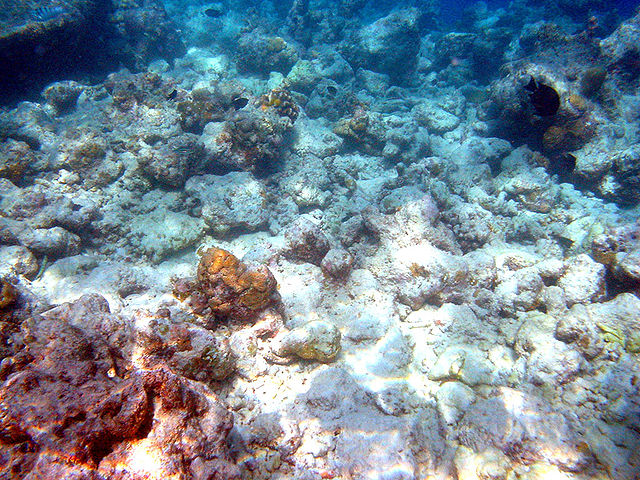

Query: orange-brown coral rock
left=194, top=247, right=278, bottom=319
left=0, top=140, right=34, bottom=181
left=543, top=117, right=596, bottom=152
left=0, top=280, right=17, bottom=309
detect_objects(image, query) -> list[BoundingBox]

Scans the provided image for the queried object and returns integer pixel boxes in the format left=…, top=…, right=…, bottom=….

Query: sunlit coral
left=174, top=247, right=278, bottom=321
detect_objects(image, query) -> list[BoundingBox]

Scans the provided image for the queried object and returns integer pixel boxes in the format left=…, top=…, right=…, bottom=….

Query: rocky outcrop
left=340, top=8, right=421, bottom=78
left=0, top=294, right=239, bottom=479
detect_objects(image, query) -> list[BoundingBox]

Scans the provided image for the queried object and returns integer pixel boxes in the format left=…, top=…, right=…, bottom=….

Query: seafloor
left=1, top=0, right=640, bottom=479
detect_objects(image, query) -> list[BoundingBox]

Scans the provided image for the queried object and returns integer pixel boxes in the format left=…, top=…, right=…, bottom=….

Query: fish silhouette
left=525, top=77, right=560, bottom=116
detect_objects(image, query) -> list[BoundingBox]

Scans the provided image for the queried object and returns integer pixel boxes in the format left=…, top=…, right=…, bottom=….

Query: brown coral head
left=0, top=280, right=17, bottom=309
left=195, top=247, right=278, bottom=320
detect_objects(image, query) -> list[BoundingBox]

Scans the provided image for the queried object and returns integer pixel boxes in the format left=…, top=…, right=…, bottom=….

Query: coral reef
left=202, top=98, right=295, bottom=172
left=185, top=172, right=268, bottom=235
left=306, top=79, right=356, bottom=121
left=176, top=85, right=248, bottom=135
left=1, top=2, right=640, bottom=479
left=42, top=80, right=84, bottom=115
left=107, top=0, right=186, bottom=72
left=340, top=8, right=421, bottom=78
left=579, top=66, right=607, bottom=96
left=259, top=87, right=299, bottom=124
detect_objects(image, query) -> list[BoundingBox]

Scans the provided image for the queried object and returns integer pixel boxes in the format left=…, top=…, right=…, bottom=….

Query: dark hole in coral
left=524, top=77, right=560, bottom=117
left=609, top=49, right=640, bottom=82
left=557, top=236, right=574, bottom=251
left=540, top=275, right=558, bottom=287
left=142, top=134, right=163, bottom=146
left=136, top=393, right=155, bottom=438
left=604, top=269, right=640, bottom=298
left=89, top=437, right=116, bottom=465
left=6, top=133, right=41, bottom=151
left=232, top=96, right=249, bottom=110
left=547, top=153, right=576, bottom=179
left=17, top=441, right=34, bottom=453
left=204, top=6, right=224, bottom=18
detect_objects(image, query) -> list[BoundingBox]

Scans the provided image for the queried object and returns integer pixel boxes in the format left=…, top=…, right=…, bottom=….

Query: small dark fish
left=231, top=96, right=249, bottom=110
left=167, top=89, right=178, bottom=101
left=525, top=77, right=560, bottom=116
left=32, top=5, right=66, bottom=22
left=204, top=6, right=224, bottom=18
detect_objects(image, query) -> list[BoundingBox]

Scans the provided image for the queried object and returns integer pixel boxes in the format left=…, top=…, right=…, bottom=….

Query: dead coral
left=333, top=104, right=370, bottom=141
left=259, top=87, right=299, bottom=124
left=542, top=116, right=596, bottom=152
left=177, top=88, right=229, bottom=134
left=0, top=139, right=33, bottom=181
left=592, top=221, right=640, bottom=285
left=333, top=104, right=387, bottom=154
left=104, top=71, right=177, bottom=111
left=0, top=296, right=239, bottom=479
left=236, top=30, right=299, bottom=75
left=215, top=104, right=292, bottom=171
left=174, top=247, right=278, bottom=321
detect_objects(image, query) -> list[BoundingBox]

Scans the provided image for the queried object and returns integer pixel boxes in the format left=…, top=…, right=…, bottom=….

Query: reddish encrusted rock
left=0, top=295, right=240, bottom=479
left=321, top=247, right=354, bottom=279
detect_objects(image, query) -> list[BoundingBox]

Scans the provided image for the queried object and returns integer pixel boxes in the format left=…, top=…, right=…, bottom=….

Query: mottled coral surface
left=0, top=295, right=239, bottom=480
